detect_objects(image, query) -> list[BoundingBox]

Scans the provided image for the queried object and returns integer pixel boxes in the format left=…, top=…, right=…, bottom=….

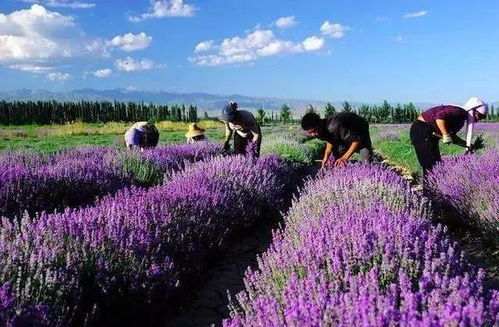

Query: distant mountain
left=0, top=88, right=458, bottom=114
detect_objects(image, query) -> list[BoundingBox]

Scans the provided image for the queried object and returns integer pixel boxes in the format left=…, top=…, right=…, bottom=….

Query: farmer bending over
left=124, top=121, right=159, bottom=151
left=410, top=97, right=488, bottom=175
left=221, top=101, right=262, bottom=158
left=301, top=112, right=373, bottom=168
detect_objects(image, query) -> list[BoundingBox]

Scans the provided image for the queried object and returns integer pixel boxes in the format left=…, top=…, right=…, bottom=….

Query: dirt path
left=169, top=165, right=320, bottom=327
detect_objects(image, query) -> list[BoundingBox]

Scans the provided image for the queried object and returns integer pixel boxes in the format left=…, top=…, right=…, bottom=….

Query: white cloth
left=448, top=97, right=487, bottom=147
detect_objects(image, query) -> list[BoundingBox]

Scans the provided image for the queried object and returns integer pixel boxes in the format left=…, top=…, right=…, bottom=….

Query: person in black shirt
left=301, top=112, right=373, bottom=168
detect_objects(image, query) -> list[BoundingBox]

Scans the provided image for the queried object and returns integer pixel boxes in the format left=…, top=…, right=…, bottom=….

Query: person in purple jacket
left=409, top=97, right=488, bottom=175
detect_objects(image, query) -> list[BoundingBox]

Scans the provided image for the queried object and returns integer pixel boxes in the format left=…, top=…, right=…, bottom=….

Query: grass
left=0, top=121, right=226, bottom=153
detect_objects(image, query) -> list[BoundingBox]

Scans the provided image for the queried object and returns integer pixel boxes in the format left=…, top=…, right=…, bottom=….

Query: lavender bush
left=426, top=149, right=499, bottom=238
left=0, top=154, right=295, bottom=325
left=0, top=143, right=221, bottom=219
left=224, top=164, right=498, bottom=326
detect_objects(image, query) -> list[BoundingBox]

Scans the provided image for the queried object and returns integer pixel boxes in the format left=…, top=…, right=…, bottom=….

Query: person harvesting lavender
left=185, top=123, right=207, bottom=143
left=301, top=112, right=373, bottom=168
left=221, top=101, right=262, bottom=158
left=410, top=97, right=488, bottom=174
left=124, top=121, right=159, bottom=151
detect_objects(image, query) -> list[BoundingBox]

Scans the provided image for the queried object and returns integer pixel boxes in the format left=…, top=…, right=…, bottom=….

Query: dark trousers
left=234, top=133, right=261, bottom=158
left=333, top=137, right=374, bottom=163
left=410, top=120, right=441, bottom=175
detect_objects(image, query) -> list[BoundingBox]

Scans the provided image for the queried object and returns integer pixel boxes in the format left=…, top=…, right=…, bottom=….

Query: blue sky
left=0, top=0, right=498, bottom=103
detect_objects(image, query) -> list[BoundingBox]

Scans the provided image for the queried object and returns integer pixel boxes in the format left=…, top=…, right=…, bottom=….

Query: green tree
left=306, top=104, right=318, bottom=115
left=280, top=104, right=292, bottom=123
left=378, top=100, right=392, bottom=123
left=203, top=111, right=210, bottom=120
left=342, top=101, right=353, bottom=113
left=256, top=108, right=266, bottom=125
left=324, top=103, right=336, bottom=117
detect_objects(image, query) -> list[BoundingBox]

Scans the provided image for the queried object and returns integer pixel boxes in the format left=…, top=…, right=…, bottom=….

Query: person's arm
left=334, top=141, right=360, bottom=167
left=436, top=119, right=452, bottom=144
left=321, top=142, right=333, bottom=168
left=223, top=122, right=232, bottom=151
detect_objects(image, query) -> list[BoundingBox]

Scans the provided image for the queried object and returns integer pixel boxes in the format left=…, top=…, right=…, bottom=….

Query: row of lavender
left=224, top=164, right=498, bottom=326
left=0, top=152, right=296, bottom=326
left=0, top=142, right=221, bottom=219
left=426, top=149, right=499, bottom=240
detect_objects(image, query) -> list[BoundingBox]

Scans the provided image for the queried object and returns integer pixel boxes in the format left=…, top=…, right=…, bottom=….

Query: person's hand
left=334, top=156, right=348, bottom=167
left=442, top=134, right=452, bottom=144
left=321, top=158, right=329, bottom=169
left=223, top=141, right=230, bottom=152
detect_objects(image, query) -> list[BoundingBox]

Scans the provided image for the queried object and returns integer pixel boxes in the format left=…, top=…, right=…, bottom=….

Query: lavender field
left=0, top=126, right=498, bottom=327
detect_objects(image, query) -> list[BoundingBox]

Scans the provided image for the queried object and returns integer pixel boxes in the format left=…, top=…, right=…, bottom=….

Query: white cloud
left=106, top=32, right=152, bottom=52
left=302, top=36, right=324, bottom=51
left=0, top=5, right=107, bottom=66
left=8, top=64, right=55, bottom=73
left=391, top=35, right=405, bottom=43
left=114, top=57, right=157, bottom=72
left=129, top=0, right=196, bottom=22
left=47, top=72, right=72, bottom=81
left=275, top=16, right=296, bottom=29
left=190, top=29, right=323, bottom=66
left=404, top=10, right=428, bottom=19
left=22, top=0, right=95, bottom=9
left=195, top=40, right=215, bottom=53
left=91, top=68, right=112, bottom=78
left=320, top=21, right=350, bottom=39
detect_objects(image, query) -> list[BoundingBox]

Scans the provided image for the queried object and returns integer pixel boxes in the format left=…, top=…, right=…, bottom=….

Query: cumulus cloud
left=195, top=40, right=215, bottom=53
left=302, top=36, right=324, bottom=51
left=403, top=10, right=428, bottom=18
left=0, top=4, right=107, bottom=67
left=190, top=29, right=324, bottom=66
left=320, top=21, right=350, bottom=39
left=91, top=68, right=112, bottom=78
left=129, top=0, right=196, bottom=22
left=46, top=72, right=72, bottom=81
left=106, top=32, right=152, bottom=52
left=275, top=16, right=296, bottom=29
left=21, top=0, right=95, bottom=9
left=114, top=57, right=158, bottom=72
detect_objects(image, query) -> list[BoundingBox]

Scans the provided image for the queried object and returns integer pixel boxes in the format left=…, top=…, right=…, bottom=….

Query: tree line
left=0, top=100, right=199, bottom=125
left=255, top=101, right=499, bottom=125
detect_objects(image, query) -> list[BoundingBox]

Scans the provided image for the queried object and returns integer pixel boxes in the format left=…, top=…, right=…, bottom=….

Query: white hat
left=463, top=97, right=488, bottom=115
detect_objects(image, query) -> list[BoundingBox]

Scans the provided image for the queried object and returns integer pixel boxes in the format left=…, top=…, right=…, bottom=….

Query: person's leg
left=254, top=135, right=262, bottom=158
left=358, top=147, right=373, bottom=163
left=234, top=132, right=248, bottom=155
left=410, top=121, right=441, bottom=176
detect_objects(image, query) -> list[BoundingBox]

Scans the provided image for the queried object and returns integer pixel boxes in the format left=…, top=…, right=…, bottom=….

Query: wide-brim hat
left=185, top=123, right=206, bottom=138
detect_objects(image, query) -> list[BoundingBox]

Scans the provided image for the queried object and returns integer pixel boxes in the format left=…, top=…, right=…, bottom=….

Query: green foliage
left=323, top=103, right=336, bottom=117
left=119, top=155, right=164, bottom=187
left=280, top=104, right=293, bottom=124
left=0, top=100, right=200, bottom=125
left=306, top=105, right=318, bottom=116
left=342, top=101, right=353, bottom=113
left=256, top=108, right=266, bottom=125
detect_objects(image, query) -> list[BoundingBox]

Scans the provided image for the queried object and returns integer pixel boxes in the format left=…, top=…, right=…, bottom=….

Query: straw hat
left=185, top=123, right=206, bottom=138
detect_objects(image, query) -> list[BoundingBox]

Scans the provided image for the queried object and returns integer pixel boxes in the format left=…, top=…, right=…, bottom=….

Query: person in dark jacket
left=410, top=97, right=488, bottom=175
left=301, top=112, right=373, bottom=168
left=221, top=101, right=262, bottom=158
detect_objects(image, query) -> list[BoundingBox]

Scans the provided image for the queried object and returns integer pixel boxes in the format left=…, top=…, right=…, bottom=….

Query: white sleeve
left=465, top=115, right=474, bottom=147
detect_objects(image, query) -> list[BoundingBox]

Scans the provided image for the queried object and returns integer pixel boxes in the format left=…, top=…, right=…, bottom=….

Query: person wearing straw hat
left=409, top=96, right=488, bottom=175
left=124, top=121, right=159, bottom=151
left=185, top=123, right=207, bottom=143
left=221, top=101, right=262, bottom=158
